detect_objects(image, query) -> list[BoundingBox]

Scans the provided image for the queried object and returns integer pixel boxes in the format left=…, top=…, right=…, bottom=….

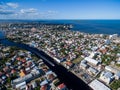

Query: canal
left=0, top=32, right=91, bottom=90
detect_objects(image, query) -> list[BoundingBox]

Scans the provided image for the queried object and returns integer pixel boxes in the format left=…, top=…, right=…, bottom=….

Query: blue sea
left=36, top=20, right=120, bottom=35
left=0, top=20, right=120, bottom=35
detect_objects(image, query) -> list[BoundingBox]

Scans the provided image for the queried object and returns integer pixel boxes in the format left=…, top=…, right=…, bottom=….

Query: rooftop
left=89, top=79, right=111, bottom=90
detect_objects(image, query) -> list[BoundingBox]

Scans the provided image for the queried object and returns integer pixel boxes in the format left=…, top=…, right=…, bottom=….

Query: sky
left=0, top=0, right=120, bottom=19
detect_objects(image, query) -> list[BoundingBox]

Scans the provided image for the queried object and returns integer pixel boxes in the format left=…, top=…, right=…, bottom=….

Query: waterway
left=0, top=31, right=91, bottom=90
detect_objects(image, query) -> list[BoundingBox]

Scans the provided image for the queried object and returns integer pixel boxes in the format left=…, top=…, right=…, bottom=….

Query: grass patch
left=116, top=64, right=120, bottom=67
left=110, top=80, right=120, bottom=90
left=72, top=57, right=83, bottom=64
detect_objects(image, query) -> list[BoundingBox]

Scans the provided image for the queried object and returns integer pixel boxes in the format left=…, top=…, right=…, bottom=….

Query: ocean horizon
left=0, top=20, right=120, bottom=35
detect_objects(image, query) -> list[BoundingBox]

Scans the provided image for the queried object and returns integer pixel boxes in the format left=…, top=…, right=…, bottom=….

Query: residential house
left=57, top=83, right=67, bottom=90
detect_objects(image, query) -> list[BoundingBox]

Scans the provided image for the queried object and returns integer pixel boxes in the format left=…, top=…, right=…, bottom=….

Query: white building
left=80, top=62, right=88, bottom=70
left=109, top=34, right=118, bottom=39
left=85, top=57, right=99, bottom=66
left=115, top=72, right=120, bottom=80
left=40, top=80, right=48, bottom=86
left=105, top=39, right=111, bottom=45
left=15, top=81, right=26, bottom=89
left=89, top=79, right=111, bottom=90
left=100, top=71, right=114, bottom=84
left=89, top=52, right=96, bottom=58
left=12, top=73, right=33, bottom=85
left=88, top=67, right=98, bottom=75
left=105, top=66, right=118, bottom=74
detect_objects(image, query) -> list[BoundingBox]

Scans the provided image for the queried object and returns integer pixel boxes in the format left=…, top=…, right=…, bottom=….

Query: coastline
left=0, top=20, right=119, bottom=89
left=0, top=20, right=120, bottom=35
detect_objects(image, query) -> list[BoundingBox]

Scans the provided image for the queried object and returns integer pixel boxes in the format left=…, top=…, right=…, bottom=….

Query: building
left=19, top=69, right=26, bottom=77
left=100, top=71, right=114, bottom=84
left=15, top=81, right=26, bottom=89
left=40, top=80, right=48, bottom=86
left=89, top=79, right=111, bottom=90
left=88, top=67, right=98, bottom=75
left=12, top=73, right=33, bottom=87
left=57, top=83, right=67, bottom=90
left=115, top=72, right=120, bottom=80
left=105, top=66, right=118, bottom=74
left=31, top=81, right=37, bottom=89
left=80, top=62, right=88, bottom=70
left=109, top=34, right=118, bottom=39
left=105, top=39, right=111, bottom=45
left=89, top=52, right=98, bottom=58
left=85, top=57, right=99, bottom=66
left=64, top=61, right=73, bottom=69
left=45, top=70, right=57, bottom=81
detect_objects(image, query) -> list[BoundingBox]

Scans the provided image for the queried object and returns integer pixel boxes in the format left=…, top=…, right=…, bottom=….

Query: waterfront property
left=1, top=21, right=120, bottom=90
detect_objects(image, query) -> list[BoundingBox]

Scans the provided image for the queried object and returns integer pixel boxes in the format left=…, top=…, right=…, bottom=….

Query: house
left=99, top=46, right=107, bottom=54
left=89, top=52, right=97, bottom=58
left=100, top=71, right=114, bottom=84
left=117, top=60, right=120, bottom=64
left=40, top=84, right=48, bottom=90
left=81, top=60, right=87, bottom=64
left=91, top=47, right=98, bottom=51
left=11, top=69, right=16, bottom=74
left=5, top=62, right=11, bottom=66
left=31, top=27, right=37, bottom=32
left=45, top=70, right=57, bottom=81
left=31, top=81, right=37, bottom=89
left=115, top=72, right=120, bottom=80
left=64, top=61, right=73, bottom=69
left=40, top=80, right=48, bottom=86
left=0, top=72, right=3, bottom=77
left=57, top=83, right=67, bottom=90
left=25, top=67, right=30, bottom=73
left=105, top=39, right=111, bottom=45
left=2, top=75, right=7, bottom=80
left=89, top=79, right=111, bottom=90
left=31, top=68, right=42, bottom=77
left=19, top=69, right=26, bottom=77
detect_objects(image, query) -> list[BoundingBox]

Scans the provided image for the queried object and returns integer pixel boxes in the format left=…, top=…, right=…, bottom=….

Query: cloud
left=6, top=3, right=18, bottom=8
left=20, top=8, right=37, bottom=14
left=21, top=10, right=58, bottom=19
left=0, top=3, right=7, bottom=9
left=47, top=10, right=58, bottom=15
left=0, top=10, right=15, bottom=15
left=0, top=5, right=4, bottom=9
left=0, top=1, right=59, bottom=19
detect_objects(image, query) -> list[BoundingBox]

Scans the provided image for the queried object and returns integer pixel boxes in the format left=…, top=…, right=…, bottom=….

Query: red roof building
left=57, top=83, right=66, bottom=90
